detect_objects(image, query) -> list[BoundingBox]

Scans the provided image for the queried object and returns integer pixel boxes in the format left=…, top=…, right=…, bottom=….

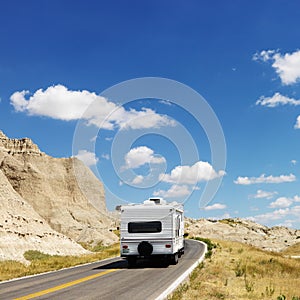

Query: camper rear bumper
left=120, top=239, right=184, bottom=257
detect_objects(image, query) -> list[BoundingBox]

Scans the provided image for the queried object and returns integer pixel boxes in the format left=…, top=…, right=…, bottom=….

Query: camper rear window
left=128, top=221, right=162, bottom=233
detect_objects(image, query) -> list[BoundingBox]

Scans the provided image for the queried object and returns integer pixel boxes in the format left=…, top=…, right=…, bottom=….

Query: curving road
left=0, top=240, right=205, bottom=300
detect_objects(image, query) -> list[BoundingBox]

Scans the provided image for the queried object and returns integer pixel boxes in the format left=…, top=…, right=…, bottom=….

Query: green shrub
left=91, top=241, right=104, bottom=252
left=265, top=283, right=275, bottom=296
left=244, top=273, right=254, bottom=292
left=193, top=237, right=217, bottom=251
left=24, top=250, right=52, bottom=261
left=205, top=250, right=213, bottom=259
left=168, top=283, right=188, bottom=300
left=234, top=260, right=246, bottom=277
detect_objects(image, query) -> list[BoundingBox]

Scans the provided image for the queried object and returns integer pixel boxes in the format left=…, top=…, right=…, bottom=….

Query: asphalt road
left=0, top=240, right=205, bottom=300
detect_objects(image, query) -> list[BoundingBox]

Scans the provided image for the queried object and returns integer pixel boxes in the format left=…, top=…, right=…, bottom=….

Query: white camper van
left=120, top=198, right=184, bottom=266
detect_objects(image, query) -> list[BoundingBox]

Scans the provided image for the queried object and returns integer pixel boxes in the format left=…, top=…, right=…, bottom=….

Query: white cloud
left=294, top=115, right=300, bottom=129
left=269, top=197, right=293, bottom=208
left=101, top=154, right=110, bottom=160
left=294, top=195, right=300, bottom=202
left=255, top=93, right=300, bottom=130
left=203, top=203, right=227, bottom=211
left=248, top=205, right=300, bottom=224
left=132, top=175, right=144, bottom=185
left=159, top=100, right=172, bottom=106
left=272, top=51, right=300, bottom=85
left=10, top=85, right=175, bottom=130
left=153, top=184, right=190, bottom=199
left=221, top=212, right=231, bottom=218
left=256, top=92, right=300, bottom=107
left=159, top=161, right=225, bottom=185
left=277, top=219, right=296, bottom=228
left=75, top=150, right=98, bottom=167
left=292, top=205, right=300, bottom=215
left=90, top=136, right=97, bottom=142
left=253, top=49, right=300, bottom=85
left=234, top=173, right=296, bottom=185
left=123, top=146, right=166, bottom=170
left=116, top=108, right=176, bottom=130
left=251, top=189, right=278, bottom=199
left=291, top=159, right=297, bottom=165
left=269, top=195, right=300, bottom=208
left=10, top=85, right=109, bottom=121
left=248, top=193, right=300, bottom=226
left=253, top=49, right=276, bottom=62
left=248, top=208, right=290, bottom=223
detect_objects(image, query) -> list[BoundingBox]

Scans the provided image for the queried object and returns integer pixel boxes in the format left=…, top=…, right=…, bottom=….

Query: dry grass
left=169, top=239, right=300, bottom=300
left=282, top=242, right=300, bottom=256
left=0, top=243, right=119, bottom=282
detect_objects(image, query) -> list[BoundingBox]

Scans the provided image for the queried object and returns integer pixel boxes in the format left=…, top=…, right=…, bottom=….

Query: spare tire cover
left=138, top=241, right=153, bottom=256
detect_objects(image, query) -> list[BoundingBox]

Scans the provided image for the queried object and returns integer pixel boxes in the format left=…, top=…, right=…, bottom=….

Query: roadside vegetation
left=169, top=238, right=300, bottom=300
left=0, top=243, right=119, bottom=281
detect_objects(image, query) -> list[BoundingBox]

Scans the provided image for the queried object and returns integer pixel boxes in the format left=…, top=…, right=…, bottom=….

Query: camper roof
left=121, top=198, right=183, bottom=212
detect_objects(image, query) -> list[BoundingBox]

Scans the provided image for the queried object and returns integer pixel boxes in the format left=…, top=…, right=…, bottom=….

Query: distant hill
left=186, top=218, right=300, bottom=252
left=0, top=130, right=118, bottom=262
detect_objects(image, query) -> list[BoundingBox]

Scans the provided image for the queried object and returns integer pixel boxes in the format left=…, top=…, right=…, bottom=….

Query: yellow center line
left=14, top=269, right=118, bottom=300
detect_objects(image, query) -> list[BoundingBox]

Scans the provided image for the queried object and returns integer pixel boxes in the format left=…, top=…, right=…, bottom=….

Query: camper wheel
left=127, top=256, right=137, bottom=267
left=178, top=248, right=184, bottom=258
left=170, top=253, right=178, bottom=265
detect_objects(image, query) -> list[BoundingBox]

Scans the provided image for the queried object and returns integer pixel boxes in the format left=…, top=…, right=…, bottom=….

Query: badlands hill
left=186, top=218, right=300, bottom=252
left=0, top=130, right=118, bottom=262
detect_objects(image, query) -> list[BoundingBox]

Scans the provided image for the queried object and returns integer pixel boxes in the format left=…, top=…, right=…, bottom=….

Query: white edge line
left=0, top=256, right=119, bottom=285
left=154, top=240, right=208, bottom=300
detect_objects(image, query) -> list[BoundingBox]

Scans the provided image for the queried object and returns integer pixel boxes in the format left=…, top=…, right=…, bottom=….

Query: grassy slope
left=0, top=243, right=119, bottom=281
left=170, top=239, right=300, bottom=300
left=282, top=242, right=300, bottom=256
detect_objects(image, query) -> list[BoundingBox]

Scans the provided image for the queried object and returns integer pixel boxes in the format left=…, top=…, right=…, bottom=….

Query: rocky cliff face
left=0, top=169, right=88, bottom=262
left=0, top=130, right=118, bottom=261
left=186, top=218, right=300, bottom=252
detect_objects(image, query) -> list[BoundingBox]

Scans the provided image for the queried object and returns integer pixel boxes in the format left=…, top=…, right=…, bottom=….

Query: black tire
left=170, top=253, right=179, bottom=265
left=127, top=256, right=136, bottom=267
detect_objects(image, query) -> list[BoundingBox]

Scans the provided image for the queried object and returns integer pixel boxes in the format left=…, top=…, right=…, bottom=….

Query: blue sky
left=1, top=1, right=300, bottom=228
